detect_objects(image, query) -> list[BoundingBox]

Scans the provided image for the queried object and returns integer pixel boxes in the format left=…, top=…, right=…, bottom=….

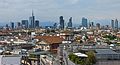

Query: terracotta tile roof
left=35, top=36, right=64, bottom=44
left=0, top=32, right=10, bottom=36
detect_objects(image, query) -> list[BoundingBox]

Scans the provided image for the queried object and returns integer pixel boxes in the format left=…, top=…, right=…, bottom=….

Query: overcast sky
left=0, top=0, right=120, bottom=25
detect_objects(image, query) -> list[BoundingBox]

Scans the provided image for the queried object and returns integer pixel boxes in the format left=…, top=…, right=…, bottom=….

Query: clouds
left=0, top=0, right=120, bottom=24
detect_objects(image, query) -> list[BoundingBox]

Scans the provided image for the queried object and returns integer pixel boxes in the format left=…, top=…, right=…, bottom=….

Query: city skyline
left=0, top=0, right=120, bottom=25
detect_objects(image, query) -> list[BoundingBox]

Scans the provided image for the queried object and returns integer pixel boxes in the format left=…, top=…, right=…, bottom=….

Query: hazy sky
left=0, top=0, right=120, bottom=25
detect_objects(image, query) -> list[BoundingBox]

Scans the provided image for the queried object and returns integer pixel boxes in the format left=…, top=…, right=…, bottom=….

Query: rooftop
left=74, top=53, right=88, bottom=57
left=96, top=49, right=118, bottom=54
left=35, top=36, right=64, bottom=44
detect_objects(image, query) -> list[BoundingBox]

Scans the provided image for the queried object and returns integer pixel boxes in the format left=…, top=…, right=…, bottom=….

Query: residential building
left=34, top=36, right=64, bottom=53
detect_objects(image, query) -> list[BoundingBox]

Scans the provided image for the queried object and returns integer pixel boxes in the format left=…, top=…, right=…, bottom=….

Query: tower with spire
left=29, top=10, right=35, bottom=28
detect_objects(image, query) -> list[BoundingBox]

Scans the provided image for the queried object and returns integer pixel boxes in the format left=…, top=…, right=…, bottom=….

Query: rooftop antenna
left=32, top=10, right=34, bottom=16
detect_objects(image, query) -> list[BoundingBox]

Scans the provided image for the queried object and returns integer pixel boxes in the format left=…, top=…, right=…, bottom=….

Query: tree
left=103, top=35, right=117, bottom=40
left=86, top=51, right=96, bottom=65
left=69, top=51, right=96, bottom=65
left=68, top=53, right=86, bottom=65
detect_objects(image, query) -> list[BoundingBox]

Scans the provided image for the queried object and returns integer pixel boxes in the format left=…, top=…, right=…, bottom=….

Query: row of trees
left=103, top=34, right=117, bottom=40
left=68, top=51, right=96, bottom=65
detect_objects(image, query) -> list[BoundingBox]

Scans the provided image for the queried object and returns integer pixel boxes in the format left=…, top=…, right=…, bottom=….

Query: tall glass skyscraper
left=59, top=16, right=64, bottom=29
left=29, top=11, right=35, bottom=28
left=111, top=20, right=114, bottom=29
left=82, top=17, right=88, bottom=28
left=67, top=17, right=72, bottom=28
left=21, top=20, right=29, bottom=28
left=11, top=22, right=14, bottom=29
left=35, top=20, right=39, bottom=28
left=53, top=23, right=57, bottom=29
left=17, top=22, right=21, bottom=28
left=115, top=19, right=118, bottom=30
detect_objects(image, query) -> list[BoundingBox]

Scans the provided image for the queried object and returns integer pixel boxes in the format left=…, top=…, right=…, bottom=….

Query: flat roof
left=30, top=51, right=50, bottom=55
left=74, top=53, right=88, bottom=57
left=96, top=49, right=118, bottom=54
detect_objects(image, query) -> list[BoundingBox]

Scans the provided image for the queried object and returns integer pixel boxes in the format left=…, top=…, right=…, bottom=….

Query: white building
left=0, top=55, right=21, bottom=65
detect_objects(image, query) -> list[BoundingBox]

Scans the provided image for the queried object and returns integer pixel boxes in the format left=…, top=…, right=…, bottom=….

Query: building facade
left=59, top=16, right=65, bottom=30
left=29, top=11, right=35, bottom=28
left=67, top=17, right=72, bottom=28
left=82, top=17, right=88, bottom=28
left=115, top=19, right=118, bottom=30
left=111, top=20, right=114, bottom=29
left=10, top=22, right=14, bottom=29
left=21, top=20, right=29, bottom=28
left=35, top=20, right=39, bottom=28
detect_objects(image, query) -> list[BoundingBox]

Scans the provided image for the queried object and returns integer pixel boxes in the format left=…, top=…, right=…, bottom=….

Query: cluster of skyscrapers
left=59, top=16, right=89, bottom=30
left=7, top=13, right=120, bottom=30
left=59, top=16, right=73, bottom=29
left=7, top=11, right=94, bottom=30
left=111, top=19, right=119, bottom=30
left=10, top=11, right=39, bottom=29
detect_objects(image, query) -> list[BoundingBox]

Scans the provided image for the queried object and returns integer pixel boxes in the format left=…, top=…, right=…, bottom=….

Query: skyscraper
left=67, top=17, right=72, bottom=28
left=96, top=23, right=101, bottom=29
left=6, top=24, right=9, bottom=28
left=10, top=22, right=14, bottom=29
left=91, top=22, right=94, bottom=27
left=59, top=16, right=64, bottom=29
left=21, top=20, right=29, bottom=28
left=35, top=20, right=39, bottom=28
left=115, top=19, right=119, bottom=30
left=17, top=22, right=21, bottom=29
left=53, top=23, right=57, bottom=29
left=111, top=20, right=114, bottom=29
left=17, top=22, right=21, bottom=27
left=82, top=17, right=88, bottom=28
left=29, top=11, right=35, bottom=28
left=89, top=22, right=94, bottom=29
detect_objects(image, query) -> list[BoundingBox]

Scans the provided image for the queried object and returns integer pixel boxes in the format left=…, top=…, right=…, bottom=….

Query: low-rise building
left=35, top=36, right=64, bottom=53
left=0, top=55, right=21, bottom=65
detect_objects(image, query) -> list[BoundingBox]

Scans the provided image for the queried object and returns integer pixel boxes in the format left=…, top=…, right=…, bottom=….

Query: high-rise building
left=10, top=22, right=14, bottom=29
left=89, top=22, right=94, bottom=29
left=82, top=17, right=88, bottom=28
left=91, top=22, right=94, bottom=27
left=35, top=20, right=39, bottom=28
left=29, top=17, right=32, bottom=28
left=21, top=20, right=28, bottom=28
left=111, top=20, right=114, bottom=29
left=29, top=11, right=35, bottom=28
left=17, top=22, right=21, bottom=29
left=67, top=17, right=72, bottom=28
left=59, top=16, right=64, bottom=29
left=17, top=22, right=21, bottom=27
left=5, top=24, right=9, bottom=30
left=6, top=24, right=9, bottom=28
left=115, top=19, right=118, bottom=30
left=96, top=23, right=100, bottom=29
left=53, top=23, right=57, bottom=29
